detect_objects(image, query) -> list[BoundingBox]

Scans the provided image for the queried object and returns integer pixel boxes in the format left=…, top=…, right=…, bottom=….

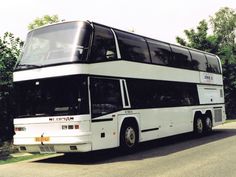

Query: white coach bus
left=13, top=21, right=226, bottom=153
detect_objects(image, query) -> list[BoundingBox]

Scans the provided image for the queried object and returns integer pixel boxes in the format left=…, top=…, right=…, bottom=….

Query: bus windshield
left=16, top=21, right=92, bottom=70
left=14, top=76, right=89, bottom=118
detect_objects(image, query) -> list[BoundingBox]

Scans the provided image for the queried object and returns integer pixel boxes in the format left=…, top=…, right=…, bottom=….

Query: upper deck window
left=115, top=30, right=150, bottom=63
left=89, top=25, right=117, bottom=62
left=15, top=21, right=92, bottom=70
left=190, top=50, right=208, bottom=72
left=170, top=45, right=192, bottom=69
left=147, top=40, right=171, bottom=66
left=206, top=54, right=221, bottom=74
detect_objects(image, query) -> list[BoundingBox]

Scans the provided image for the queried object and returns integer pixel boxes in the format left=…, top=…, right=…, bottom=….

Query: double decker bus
left=13, top=21, right=226, bottom=153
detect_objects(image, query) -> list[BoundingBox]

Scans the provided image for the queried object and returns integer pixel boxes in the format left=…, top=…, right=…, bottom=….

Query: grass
left=0, top=153, right=50, bottom=165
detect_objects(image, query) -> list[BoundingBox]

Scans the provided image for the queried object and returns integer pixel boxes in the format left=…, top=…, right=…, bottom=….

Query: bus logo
left=49, top=117, right=74, bottom=122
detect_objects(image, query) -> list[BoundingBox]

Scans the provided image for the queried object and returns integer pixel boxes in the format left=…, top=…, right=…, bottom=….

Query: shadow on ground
left=35, top=128, right=236, bottom=165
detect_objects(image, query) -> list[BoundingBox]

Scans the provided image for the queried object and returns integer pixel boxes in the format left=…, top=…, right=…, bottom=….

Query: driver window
left=89, top=25, right=117, bottom=62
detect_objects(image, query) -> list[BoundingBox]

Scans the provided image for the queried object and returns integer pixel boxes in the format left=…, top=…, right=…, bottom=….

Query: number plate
left=35, top=137, right=50, bottom=142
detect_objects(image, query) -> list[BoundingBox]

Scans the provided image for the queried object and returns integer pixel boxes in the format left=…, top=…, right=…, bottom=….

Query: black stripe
left=199, top=103, right=224, bottom=106
left=213, top=106, right=223, bottom=109
left=204, top=88, right=217, bottom=90
left=120, top=103, right=225, bottom=111
left=92, top=118, right=113, bottom=123
left=141, top=127, right=159, bottom=133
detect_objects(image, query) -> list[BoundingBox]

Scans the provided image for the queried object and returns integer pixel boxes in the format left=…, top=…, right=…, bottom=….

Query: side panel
left=91, top=114, right=118, bottom=150
left=197, top=85, right=224, bottom=104
left=137, top=107, right=194, bottom=142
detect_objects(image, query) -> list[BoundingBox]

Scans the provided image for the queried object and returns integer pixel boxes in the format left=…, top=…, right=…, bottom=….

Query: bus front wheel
left=120, top=121, right=138, bottom=153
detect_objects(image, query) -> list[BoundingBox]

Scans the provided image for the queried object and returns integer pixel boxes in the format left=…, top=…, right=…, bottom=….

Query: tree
left=28, top=15, right=60, bottom=30
left=176, top=7, right=236, bottom=118
left=0, top=32, right=22, bottom=141
left=176, top=20, right=219, bottom=53
left=0, top=14, right=61, bottom=142
left=0, top=32, right=22, bottom=85
left=210, top=7, right=236, bottom=48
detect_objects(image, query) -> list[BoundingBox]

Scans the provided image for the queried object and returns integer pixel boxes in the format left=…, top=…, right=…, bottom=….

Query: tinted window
left=14, top=76, right=89, bottom=118
left=190, top=50, right=207, bottom=71
left=16, top=22, right=92, bottom=69
left=148, top=40, right=171, bottom=65
left=170, top=46, right=192, bottom=69
left=90, top=78, right=122, bottom=118
left=206, top=55, right=221, bottom=74
left=89, top=25, right=117, bottom=62
left=115, top=30, right=150, bottom=63
left=127, top=79, right=199, bottom=109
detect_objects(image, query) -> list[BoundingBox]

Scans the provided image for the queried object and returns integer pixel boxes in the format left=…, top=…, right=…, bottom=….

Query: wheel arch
left=118, top=116, right=140, bottom=146
left=205, top=110, right=213, bottom=119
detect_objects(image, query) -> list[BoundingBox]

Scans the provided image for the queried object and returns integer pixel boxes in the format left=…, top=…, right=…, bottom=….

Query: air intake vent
left=39, top=146, right=55, bottom=153
left=214, top=109, right=222, bottom=122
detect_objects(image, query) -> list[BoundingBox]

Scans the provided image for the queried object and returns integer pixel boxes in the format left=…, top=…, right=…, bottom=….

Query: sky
left=0, top=0, right=235, bottom=44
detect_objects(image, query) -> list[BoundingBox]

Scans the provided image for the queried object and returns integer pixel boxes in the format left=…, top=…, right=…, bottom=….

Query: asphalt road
left=1, top=122, right=236, bottom=177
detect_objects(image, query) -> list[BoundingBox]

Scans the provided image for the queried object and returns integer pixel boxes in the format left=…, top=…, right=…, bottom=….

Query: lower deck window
left=127, top=79, right=199, bottom=109
left=14, top=76, right=89, bottom=118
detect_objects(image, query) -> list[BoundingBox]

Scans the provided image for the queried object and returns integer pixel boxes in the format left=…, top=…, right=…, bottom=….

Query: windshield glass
left=16, top=21, right=92, bottom=70
left=14, top=76, right=89, bottom=118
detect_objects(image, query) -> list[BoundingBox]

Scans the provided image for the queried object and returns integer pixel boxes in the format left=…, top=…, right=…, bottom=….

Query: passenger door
left=90, top=77, right=123, bottom=150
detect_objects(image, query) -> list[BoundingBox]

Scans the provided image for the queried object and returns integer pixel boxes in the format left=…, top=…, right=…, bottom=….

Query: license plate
left=35, top=137, right=50, bottom=142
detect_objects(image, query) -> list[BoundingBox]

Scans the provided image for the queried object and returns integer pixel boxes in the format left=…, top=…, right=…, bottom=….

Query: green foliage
left=0, top=32, right=22, bottom=85
left=28, top=15, right=60, bottom=30
left=210, top=7, right=236, bottom=47
left=0, top=153, right=50, bottom=164
left=0, top=32, right=22, bottom=141
left=176, top=20, right=219, bottom=53
left=0, top=14, right=61, bottom=141
left=0, top=32, right=19, bottom=139
left=176, top=7, right=236, bottom=118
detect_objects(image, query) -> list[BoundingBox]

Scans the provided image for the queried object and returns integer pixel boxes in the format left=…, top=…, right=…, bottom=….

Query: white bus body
left=13, top=21, right=226, bottom=153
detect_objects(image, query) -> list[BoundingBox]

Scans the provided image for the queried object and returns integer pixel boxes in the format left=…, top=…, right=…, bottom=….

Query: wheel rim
left=125, top=127, right=136, bottom=147
left=196, top=118, right=203, bottom=134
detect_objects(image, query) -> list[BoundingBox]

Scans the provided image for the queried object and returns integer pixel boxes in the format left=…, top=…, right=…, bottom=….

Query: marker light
left=15, top=127, right=26, bottom=131
left=61, top=124, right=79, bottom=130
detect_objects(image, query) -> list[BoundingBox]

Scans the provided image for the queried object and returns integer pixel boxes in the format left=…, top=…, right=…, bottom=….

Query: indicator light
left=62, top=125, right=67, bottom=130
left=62, top=124, right=80, bottom=130
left=75, top=125, right=80, bottom=129
left=68, top=125, right=73, bottom=129
left=14, top=127, right=26, bottom=131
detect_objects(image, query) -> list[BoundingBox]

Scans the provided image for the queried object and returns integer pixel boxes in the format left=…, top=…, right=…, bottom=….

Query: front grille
left=214, top=109, right=222, bottom=122
left=39, top=146, right=55, bottom=153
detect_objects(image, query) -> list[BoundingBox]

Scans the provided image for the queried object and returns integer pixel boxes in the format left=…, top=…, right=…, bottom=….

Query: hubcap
left=125, top=127, right=136, bottom=147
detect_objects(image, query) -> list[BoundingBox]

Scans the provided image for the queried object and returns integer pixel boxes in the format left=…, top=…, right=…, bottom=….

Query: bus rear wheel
left=194, top=117, right=204, bottom=136
left=203, top=116, right=213, bottom=134
left=120, top=121, right=138, bottom=153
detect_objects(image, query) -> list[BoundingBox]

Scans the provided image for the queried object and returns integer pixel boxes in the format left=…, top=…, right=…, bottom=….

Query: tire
left=203, top=116, right=213, bottom=134
left=120, top=121, right=138, bottom=153
left=194, top=116, right=204, bottom=137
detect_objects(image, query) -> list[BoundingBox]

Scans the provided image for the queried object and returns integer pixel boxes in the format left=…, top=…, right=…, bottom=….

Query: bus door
left=89, top=77, right=123, bottom=150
